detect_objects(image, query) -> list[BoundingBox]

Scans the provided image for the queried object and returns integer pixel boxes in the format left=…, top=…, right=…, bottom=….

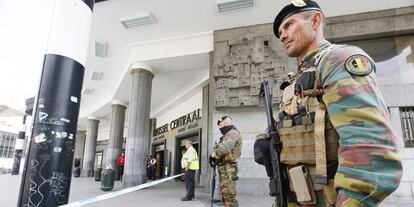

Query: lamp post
left=17, top=0, right=94, bottom=206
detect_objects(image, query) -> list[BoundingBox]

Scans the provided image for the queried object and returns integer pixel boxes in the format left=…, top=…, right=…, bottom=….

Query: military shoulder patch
left=345, top=55, right=373, bottom=76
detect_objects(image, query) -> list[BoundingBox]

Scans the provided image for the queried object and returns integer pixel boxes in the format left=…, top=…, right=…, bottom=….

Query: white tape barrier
left=61, top=173, right=184, bottom=207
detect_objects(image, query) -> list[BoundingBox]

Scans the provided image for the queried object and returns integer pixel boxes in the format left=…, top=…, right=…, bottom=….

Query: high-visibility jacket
left=181, top=146, right=199, bottom=170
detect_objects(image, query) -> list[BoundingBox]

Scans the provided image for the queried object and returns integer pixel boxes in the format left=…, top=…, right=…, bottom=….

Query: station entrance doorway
left=175, top=129, right=201, bottom=181
left=152, top=142, right=165, bottom=179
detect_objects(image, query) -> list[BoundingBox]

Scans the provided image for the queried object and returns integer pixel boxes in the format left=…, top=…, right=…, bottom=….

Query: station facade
left=71, top=5, right=414, bottom=201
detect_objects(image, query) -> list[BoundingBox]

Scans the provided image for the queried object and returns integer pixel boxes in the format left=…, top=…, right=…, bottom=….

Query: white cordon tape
left=60, top=173, right=184, bottom=207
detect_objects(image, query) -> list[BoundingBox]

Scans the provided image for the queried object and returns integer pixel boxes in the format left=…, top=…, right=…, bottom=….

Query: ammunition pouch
left=288, top=165, right=337, bottom=207
left=288, top=165, right=316, bottom=204
left=278, top=117, right=339, bottom=166
left=282, top=84, right=299, bottom=116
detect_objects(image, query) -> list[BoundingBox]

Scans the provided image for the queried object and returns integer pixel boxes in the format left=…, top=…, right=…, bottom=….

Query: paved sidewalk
left=1, top=174, right=412, bottom=207
left=0, top=174, right=273, bottom=207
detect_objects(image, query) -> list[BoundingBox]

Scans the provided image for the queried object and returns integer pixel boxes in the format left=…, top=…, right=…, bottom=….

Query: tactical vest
left=278, top=44, right=340, bottom=206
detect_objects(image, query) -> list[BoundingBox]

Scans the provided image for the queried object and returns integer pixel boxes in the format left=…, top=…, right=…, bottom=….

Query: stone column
left=74, top=130, right=86, bottom=167
left=123, top=64, right=154, bottom=188
left=200, top=84, right=209, bottom=187
left=105, top=100, right=127, bottom=180
left=81, top=117, right=100, bottom=177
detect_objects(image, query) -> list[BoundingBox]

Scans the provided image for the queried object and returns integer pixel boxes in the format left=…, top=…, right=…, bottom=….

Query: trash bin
left=73, top=167, right=81, bottom=177
left=101, top=168, right=115, bottom=191
left=94, top=168, right=102, bottom=181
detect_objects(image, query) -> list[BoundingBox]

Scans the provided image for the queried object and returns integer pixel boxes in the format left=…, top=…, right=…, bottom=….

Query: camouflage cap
left=273, top=0, right=322, bottom=38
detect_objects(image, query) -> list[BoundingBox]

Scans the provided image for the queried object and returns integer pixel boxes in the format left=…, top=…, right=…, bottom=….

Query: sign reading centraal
left=153, top=109, right=201, bottom=137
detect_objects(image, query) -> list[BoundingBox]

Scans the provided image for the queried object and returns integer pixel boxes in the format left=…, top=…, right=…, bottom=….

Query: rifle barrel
left=260, top=80, right=288, bottom=207
left=262, top=80, right=275, bottom=130
left=211, top=165, right=216, bottom=207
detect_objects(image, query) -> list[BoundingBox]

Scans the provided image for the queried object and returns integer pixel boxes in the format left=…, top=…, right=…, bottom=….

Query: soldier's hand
left=209, top=152, right=219, bottom=167
left=209, top=156, right=215, bottom=167
left=210, top=151, right=219, bottom=159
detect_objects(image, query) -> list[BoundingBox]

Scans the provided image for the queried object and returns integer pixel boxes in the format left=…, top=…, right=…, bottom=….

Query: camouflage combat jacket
left=214, top=128, right=243, bottom=163
left=297, top=41, right=403, bottom=206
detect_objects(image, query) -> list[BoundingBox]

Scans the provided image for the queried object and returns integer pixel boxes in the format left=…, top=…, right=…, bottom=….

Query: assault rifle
left=259, top=80, right=289, bottom=207
left=209, top=142, right=219, bottom=207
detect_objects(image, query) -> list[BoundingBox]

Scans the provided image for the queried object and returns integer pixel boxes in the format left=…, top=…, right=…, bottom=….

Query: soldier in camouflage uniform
left=267, top=0, right=403, bottom=206
left=210, top=116, right=243, bottom=207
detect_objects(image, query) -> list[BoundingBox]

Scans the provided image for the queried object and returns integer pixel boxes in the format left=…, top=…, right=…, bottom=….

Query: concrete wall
left=155, top=89, right=203, bottom=128
left=209, top=23, right=288, bottom=196
left=97, top=126, right=128, bottom=141
left=200, top=84, right=210, bottom=187
left=380, top=84, right=414, bottom=108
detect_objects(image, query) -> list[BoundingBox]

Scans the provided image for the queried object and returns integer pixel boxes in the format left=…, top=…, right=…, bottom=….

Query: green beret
left=273, top=0, right=322, bottom=38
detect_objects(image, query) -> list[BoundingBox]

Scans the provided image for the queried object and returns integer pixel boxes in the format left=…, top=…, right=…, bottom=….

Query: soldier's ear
left=311, top=12, right=322, bottom=31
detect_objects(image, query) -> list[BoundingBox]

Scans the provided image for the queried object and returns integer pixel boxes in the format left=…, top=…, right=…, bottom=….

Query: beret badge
left=291, top=0, right=307, bottom=7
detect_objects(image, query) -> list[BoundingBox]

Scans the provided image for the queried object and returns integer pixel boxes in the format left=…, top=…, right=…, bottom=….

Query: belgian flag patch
left=345, top=55, right=373, bottom=76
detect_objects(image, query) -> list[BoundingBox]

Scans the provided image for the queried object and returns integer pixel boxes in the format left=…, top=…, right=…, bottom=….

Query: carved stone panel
left=213, top=36, right=289, bottom=108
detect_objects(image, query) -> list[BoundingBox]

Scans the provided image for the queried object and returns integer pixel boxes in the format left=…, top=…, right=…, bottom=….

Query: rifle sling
left=314, top=102, right=327, bottom=185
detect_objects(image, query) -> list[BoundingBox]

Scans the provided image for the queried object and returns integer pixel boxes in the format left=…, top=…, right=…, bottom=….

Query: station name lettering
left=153, top=109, right=201, bottom=136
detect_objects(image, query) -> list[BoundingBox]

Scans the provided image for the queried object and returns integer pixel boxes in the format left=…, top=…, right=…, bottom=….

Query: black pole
left=17, top=0, right=94, bottom=206
left=11, top=115, right=27, bottom=175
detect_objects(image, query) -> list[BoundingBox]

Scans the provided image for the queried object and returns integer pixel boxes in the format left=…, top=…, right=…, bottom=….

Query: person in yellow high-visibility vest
left=180, top=140, right=199, bottom=201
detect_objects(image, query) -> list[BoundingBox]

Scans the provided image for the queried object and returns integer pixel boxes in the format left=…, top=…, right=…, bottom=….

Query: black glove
left=209, top=155, right=217, bottom=167
left=279, top=81, right=290, bottom=90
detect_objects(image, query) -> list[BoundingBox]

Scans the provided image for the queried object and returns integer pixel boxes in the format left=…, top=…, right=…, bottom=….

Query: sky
left=0, top=0, right=54, bottom=131
left=0, top=0, right=54, bottom=111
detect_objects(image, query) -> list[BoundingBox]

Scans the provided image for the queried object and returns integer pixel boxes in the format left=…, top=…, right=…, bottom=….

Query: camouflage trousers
left=218, top=162, right=239, bottom=207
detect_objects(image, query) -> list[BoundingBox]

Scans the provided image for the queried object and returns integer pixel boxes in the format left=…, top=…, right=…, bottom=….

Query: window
left=0, top=133, right=4, bottom=157
left=0, top=132, right=17, bottom=158
left=401, top=107, right=414, bottom=148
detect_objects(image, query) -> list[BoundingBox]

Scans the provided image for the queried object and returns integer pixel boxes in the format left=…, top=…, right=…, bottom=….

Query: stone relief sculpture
left=214, top=36, right=288, bottom=108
